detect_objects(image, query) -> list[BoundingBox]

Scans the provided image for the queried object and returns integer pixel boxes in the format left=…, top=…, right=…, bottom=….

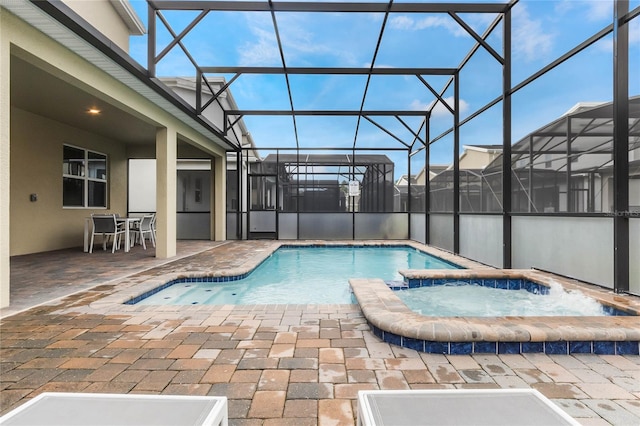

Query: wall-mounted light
left=87, top=108, right=101, bottom=115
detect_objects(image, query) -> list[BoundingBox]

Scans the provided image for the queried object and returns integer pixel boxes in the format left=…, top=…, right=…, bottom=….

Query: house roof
left=109, top=0, right=145, bottom=35
left=483, top=96, right=640, bottom=174
left=464, top=144, right=504, bottom=152
left=5, top=0, right=240, bottom=151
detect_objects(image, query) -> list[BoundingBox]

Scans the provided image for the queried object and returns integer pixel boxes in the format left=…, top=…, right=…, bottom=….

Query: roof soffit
left=2, top=0, right=238, bottom=152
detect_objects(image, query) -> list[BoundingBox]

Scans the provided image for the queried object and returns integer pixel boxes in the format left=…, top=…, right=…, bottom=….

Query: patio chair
left=132, top=214, right=156, bottom=250
left=89, top=214, right=125, bottom=253
left=151, top=212, right=157, bottom=241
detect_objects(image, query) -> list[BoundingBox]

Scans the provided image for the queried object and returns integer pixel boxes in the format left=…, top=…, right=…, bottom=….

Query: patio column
left=0, top=13, right=10, bottom=308
left=156, top=127, right=177, bottom=258
left=211, top=154, right=226, bottom=240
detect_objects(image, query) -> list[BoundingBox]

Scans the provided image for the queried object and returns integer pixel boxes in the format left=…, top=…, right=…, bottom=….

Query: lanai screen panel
left=145, top=1, right=509, bottom=155
left=505, top=97, right=640, bottom=214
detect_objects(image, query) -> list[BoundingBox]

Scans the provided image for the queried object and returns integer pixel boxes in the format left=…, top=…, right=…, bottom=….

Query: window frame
left=62, top=144, right=108, bottom=209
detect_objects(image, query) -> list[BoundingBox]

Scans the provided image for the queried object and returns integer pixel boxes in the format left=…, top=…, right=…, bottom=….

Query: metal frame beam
left=201, top=67, right=457, bottom=75
left=149, top=1, right=510, bottom=13
left=225, top=110, right=431, bottom=116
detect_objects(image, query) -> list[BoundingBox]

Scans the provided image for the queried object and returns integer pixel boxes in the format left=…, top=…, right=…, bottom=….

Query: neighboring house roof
left=482, top=96, right=640, bottom=174
left=413, top=165, right=448, bottom=184
left=464, top=144, right=503, bottom=152
left=161, top=77, right=257, bottom=146
left=562, top=101, right=607, bottom=116
left=395, top=174, right=418, bottom=186
left=109, top=0, right=145, bottom=35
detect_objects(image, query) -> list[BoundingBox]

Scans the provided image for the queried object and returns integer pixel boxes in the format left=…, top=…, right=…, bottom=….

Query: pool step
left=385, top=280, right=408, bottom=290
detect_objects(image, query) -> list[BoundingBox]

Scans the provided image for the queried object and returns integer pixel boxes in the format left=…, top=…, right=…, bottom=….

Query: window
left=63, top=145, right=107, bottom=208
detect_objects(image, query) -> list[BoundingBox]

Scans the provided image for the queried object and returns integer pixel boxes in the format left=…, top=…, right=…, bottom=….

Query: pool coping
left=85, top=240, right=640, bottom=356
left=350, top=269, right=640, bottom=355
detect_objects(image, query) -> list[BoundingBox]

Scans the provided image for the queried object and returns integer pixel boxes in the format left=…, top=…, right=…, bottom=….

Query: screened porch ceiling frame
left=146, top=0, right=514, bottom=152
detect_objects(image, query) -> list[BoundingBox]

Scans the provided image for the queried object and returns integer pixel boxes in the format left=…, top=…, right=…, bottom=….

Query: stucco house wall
left=61, top=0, right=144, bottom=52
left=0, top=3, right=228, bottom=308
left=10, top=107, right=128, bottom=255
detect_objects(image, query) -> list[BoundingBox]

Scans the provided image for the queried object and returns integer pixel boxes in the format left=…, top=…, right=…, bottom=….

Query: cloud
left=239, top=27, right=281, bottom=66
left=585, top=1, right=612, bottom=22
left=410, top=99, right=430, bottom=111
left=389, top=15, right=467, bottom=37
left=238, top=13, right=358, bottom=66
left=239, top=14, right=282, bottom=66
left=512, top=4, right=554, bottom=62
left=632, top=20, right=640, bottom=45
left=410, top=96, right=470, bottom=117
left=590, top=17, right=640, bottom=53
left=389, top=13, right=498, bottom=39
left=555, top=0, right=611, bottom=22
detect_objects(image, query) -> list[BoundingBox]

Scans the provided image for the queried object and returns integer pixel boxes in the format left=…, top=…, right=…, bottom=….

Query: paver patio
left=1, top=241, right=639, bottom=425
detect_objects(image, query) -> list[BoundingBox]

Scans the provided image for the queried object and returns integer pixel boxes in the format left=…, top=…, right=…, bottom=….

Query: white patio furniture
left=116, top=216, right=141, bottom=252
left=88, top=214, right=125, bottom=253
left=84, top=215, right=141, bottom=253
left=132, top=214, right=156, bottom=249
left=357, top=389, right=580, bottom=426
left=0, top=392, right=228, bottom=426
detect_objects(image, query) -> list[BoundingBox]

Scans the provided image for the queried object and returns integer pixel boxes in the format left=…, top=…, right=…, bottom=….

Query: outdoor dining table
left=83, top=216, right=141, bottom=253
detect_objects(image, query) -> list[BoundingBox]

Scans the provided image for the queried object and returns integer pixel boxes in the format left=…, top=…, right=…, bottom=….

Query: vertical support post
left=588, top=172, right=596, bottom=213
left=296, top=148, right=300, bottom=239
left=502, top=7, right=512, bottom=269
left=236, top=151, right=242, bottom=239
left=246, top=151, right=251, bottom=239
left=352, top=148, right=356, bottom=239
left=528, top=135, right=533, bottom=213
left=566, top=117, right=573, bottom=212
left=407, top=149, right=412, bottom=237
left=425, top=116, right=430, bottom=245
left=275, top=150, right=279, bottom=239
left=196, top=70, right=202, bottom=115
left=453, top=72, right=460, bottom=254
left=147, top=3, right=156, bottom=76
left=156, top=127, right=177, bottom=258
left=613, top=0, right=629, bottom=293
left=380, top=163, right=384, bottom=212
left=0, top=22, right=11, bottom=308
left=212, top=154, right=226, bottom=241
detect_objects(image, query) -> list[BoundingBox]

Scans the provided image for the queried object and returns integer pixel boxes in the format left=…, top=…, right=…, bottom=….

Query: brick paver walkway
left=1, top=242, right=640, bottom=425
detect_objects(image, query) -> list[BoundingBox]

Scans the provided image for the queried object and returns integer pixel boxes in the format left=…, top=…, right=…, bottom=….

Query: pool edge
left=350, top=273, right=640, bottom=355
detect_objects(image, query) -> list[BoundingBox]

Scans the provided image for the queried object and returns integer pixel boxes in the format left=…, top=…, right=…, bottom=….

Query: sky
left=126, top=0, right=639, bottom=171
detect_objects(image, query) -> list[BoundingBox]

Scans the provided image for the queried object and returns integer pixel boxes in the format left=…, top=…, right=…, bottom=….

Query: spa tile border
left=350, top=270, right=640, bottom=355
left=399, top=270, right=638, bottom=316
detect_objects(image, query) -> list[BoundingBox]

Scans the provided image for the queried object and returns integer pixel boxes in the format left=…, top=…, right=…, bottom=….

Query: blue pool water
left=396, top=282, right=607, bottom=317
left=134, top=246, right=458, bottom=305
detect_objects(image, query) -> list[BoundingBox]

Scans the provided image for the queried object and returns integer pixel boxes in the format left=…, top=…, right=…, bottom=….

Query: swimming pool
left=129, top=245, right=459, bottom=305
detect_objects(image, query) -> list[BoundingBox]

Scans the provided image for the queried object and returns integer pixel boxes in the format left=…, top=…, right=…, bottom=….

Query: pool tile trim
left=400, top=276, right=634, bottom=316
left=120, top=241, right=465, bottom=306
left=350, top=270, right=640, bottom=355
